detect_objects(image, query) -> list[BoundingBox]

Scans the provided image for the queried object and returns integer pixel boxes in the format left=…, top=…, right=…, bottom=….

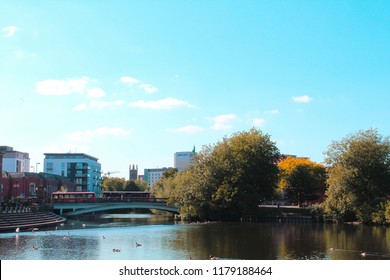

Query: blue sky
left=1, top=1, right=389, bottom=178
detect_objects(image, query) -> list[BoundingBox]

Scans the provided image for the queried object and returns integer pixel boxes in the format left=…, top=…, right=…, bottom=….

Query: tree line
left=102, top=177, right=147, bottom=192
left=151, top=128, right=390, bottom=224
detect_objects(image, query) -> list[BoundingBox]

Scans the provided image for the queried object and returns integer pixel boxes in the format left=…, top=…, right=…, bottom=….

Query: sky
left=1, top=0, right=389, bottom=179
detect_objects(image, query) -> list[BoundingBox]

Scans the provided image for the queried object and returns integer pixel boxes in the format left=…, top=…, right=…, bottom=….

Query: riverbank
left=0, top=211, right=67, bottom=232
left=240, top=205, right=313, bottom=222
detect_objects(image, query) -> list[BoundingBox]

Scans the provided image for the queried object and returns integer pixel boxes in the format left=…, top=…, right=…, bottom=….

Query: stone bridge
left=53, top=201, right=180, bottom=216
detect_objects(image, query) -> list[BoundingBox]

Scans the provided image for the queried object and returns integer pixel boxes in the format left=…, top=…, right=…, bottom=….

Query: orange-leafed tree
left=277, top=156, right=326, bottom=206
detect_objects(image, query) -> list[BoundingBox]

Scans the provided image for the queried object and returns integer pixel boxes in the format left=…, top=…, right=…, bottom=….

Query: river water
left=1, top=214, right=389, bottom=260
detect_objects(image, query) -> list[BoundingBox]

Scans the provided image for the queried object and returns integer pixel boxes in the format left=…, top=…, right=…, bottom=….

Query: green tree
left=165, top=128, right=281, bottom=220
left=322, top=129, right=390, bottom=223
left=123, top=180, right=140, bottom=191
left=134, top=179, right=148, bottom=191
left=102, top=177, right=126, bottom=191
left=103, top=177, right=148, bottom=192
left=277, top=156, right=326, bottom=206
left=152, top=169, right=179, bottom=199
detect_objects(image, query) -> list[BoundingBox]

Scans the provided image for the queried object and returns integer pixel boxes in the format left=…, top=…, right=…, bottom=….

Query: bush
left=308, top=204, right=324, bottom=222
left=371, top=200, right=390, bottom=224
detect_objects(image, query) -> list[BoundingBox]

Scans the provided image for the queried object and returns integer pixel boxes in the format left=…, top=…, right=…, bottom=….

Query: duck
left=361, top=251, right=366, bottom=257
left=136, top=242, right=142, bottom=247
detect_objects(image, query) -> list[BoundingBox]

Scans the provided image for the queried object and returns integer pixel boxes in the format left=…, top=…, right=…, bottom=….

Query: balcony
left=75, top=173, right=89, bottom=178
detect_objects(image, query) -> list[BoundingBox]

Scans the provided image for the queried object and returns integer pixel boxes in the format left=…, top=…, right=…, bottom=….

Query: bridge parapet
left=53, top=201, right=179, bottom=216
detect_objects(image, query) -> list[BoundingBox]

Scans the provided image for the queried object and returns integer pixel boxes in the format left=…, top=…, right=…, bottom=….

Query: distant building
left=129, top=164, right=138, bottom=181
left=0, top=151, right=4, bottom=199
left=144, top=167, right=173, bottom=189
left=0, top=146, right=30, bottom=172
left=174, top=147, right=195, bottom=171
left=43, top=153, right=102, bottom=194
left=138, top=175, right=144, bottom=182
left=0, top=151, right=3, bottom=174
left=0, top=171, right=76, bottom=203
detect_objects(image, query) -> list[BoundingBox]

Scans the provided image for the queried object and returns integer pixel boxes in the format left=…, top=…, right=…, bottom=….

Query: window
left=46, top=162, right=53, bottom=171
left=29, top=183, right=36, bottom=195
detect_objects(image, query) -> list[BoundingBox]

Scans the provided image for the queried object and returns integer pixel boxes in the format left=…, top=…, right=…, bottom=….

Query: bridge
left=52, top=200, right=180, bottom=216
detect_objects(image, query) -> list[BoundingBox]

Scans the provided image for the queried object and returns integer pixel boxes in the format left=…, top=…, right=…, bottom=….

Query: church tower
left=129, top=164, right=138, bottom=181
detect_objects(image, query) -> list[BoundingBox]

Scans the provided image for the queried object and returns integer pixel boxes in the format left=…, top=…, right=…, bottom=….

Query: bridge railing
left=96, top=197, right=168, bottom=203
left=52, top=198, right=168, bottom=204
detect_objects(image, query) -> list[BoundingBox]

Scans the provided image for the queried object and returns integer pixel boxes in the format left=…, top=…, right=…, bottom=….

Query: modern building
left=0, top=151, right=4, bottom=199
left=174, top=147, right=195, bottom=171
left=144, top=167, right=173, bottom=189
left=43, top=153, right=102, bottom=194
left=0, top=146, right=30, bottom=173
left=0, top=151, right=3, bottom=174
left=129, top=164, right=138, bottom=181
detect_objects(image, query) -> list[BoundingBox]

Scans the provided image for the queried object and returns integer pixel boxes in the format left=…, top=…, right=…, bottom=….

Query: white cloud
left=170, top=125, right=204, bottom=134
left=292, top=95, right=313, bottom=103
left=36, top=77, right=109, bottom=106
left=253, top=118, right=266, bottom=127
left=120, top=76, right=140, bottom=85
left=2, top=26, right=17, bottom=37
left=14, top=50, right=37, bottom=59
left=64, top=127, right=131, bottom=143
left=74, top=100, right=125, bottom=111
left=44, top=128, right=131, bottom=155
left=74, top=103, right=88, bottom=111
left=265, top=109, right=279, bottom=114
left=87, top=88, right=105, bottom=99
left=213, top=114, right=237, bottom=130
left=128, top=97, right=192, bottom=110
left=36, top=77, right=89, bottom=96
left=121, top=76, right=158, bottom=94
left=139, top=83, right=158, bottom=94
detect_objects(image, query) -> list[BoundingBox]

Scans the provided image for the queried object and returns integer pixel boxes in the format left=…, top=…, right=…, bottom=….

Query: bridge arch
left=53, top=202, right=180, bottom=216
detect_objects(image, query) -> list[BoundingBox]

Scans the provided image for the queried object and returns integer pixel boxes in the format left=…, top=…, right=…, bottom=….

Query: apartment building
left=144, top=167, right=173, bottom=189
left=0, top=146, right=30, bottom=173
left=43, top=153, right=102, bottom=194
left=174, top=150, right=195, bottom=171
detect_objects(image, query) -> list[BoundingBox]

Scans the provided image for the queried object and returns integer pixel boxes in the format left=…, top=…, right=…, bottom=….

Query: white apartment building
left=174, top=147, right=195, bottom=171
left=174, top=151, right=194, bottom=171
left=144, top=167, right=173, bottom=189
left=0, top=146, right=30, bottom=172
left=44, top=153, right=102, bottom=194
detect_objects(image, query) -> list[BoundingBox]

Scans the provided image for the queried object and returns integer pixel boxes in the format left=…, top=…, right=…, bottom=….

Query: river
left=1, top=213, right=389, bottom=260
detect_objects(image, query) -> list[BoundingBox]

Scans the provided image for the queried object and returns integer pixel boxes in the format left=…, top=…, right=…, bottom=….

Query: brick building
left=0, top=169, right=75, bottom=203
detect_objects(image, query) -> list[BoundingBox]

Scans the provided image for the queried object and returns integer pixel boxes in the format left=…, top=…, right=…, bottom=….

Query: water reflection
left=0, top=214, right=389, bottom=260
